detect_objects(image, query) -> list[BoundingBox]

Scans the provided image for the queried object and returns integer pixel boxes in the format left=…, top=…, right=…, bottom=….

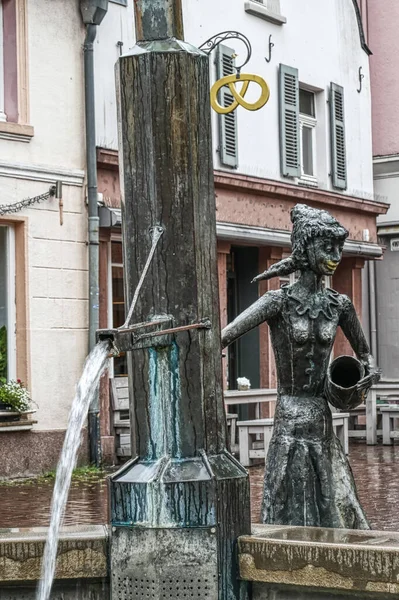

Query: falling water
left=36, top=340, right=110, bottom=600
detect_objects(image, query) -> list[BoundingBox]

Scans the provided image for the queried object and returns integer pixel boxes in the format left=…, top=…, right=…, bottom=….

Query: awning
left=99, top=208, right=383, bottom=258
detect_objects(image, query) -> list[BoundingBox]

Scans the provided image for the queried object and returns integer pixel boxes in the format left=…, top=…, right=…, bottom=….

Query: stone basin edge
left=0, top=525, right=109, bottom=582
left=238, top=524, right=399, bottom=596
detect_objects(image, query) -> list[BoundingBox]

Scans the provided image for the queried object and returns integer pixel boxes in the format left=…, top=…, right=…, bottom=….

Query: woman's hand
left=357, top=355, right=381, bottom=393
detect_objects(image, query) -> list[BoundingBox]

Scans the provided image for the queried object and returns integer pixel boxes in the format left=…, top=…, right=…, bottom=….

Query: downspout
left=84, top=23, right=101, bottom=466
left=368, top=260, right=378, bottom=364
left=80, top=0, right=108, bottom=465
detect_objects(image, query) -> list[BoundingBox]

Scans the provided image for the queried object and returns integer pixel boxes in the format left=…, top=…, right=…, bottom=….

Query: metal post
left=83, top=23, right=101, bottom=466
left=104, top=1, right=251, bottom=598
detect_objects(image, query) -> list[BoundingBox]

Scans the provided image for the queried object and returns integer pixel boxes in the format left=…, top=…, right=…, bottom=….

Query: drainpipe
left=80, top=0, right=108, bottom=466
left=368, top=259, right=378, bottom=364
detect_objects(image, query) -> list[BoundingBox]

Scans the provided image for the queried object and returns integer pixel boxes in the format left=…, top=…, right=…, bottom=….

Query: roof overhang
left=99, top=208, right=383, bottom=258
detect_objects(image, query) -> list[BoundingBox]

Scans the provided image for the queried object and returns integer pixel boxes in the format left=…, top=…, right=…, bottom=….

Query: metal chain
left=0, top=187, right=55, bottom=216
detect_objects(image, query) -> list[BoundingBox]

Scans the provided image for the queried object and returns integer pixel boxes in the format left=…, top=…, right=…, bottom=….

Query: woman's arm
left=339, top=295, right=380, bottom=389
left=221, top=289, right=282, bottom=348
left=339, top=295, right=370, bottom=361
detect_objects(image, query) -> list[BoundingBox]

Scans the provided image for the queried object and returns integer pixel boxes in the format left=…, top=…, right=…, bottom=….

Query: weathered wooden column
left=103, top=1, right=251, bottom=598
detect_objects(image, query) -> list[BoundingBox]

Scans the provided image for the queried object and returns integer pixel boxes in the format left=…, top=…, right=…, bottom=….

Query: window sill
left=0, top=122, right=34, bottom=143
left=298, top=177, right=318, bottom=189
left=244, top=1, right=287, bottom=25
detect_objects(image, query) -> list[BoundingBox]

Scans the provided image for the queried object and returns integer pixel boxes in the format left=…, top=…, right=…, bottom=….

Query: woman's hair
left=253, top=204, right=349, bottom=283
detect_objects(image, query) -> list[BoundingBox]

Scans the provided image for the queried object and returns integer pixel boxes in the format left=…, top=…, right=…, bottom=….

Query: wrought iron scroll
left=199, top=31, right=252, bottom=75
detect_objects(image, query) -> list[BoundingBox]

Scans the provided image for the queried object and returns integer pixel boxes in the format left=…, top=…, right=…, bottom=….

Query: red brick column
left=259, top=246, right=283, bottom=417
left=217, top=241, right=231, bottom=390
left=333, top=258, right=365, bottom=357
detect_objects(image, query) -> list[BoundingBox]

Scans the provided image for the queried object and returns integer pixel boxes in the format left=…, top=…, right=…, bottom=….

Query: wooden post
left=106, top=3, right=251, bottom=599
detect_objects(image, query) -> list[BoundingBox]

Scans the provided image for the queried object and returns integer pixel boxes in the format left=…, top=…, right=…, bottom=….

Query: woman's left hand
left=357, top=355, right=381, bottom=392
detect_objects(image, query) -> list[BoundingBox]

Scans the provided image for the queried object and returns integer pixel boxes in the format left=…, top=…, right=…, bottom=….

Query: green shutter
left=279, top=64, right=300, bottom=178
left=330, top=83, right=347, bottom=190
left=217, top=44, right=238, bottom=168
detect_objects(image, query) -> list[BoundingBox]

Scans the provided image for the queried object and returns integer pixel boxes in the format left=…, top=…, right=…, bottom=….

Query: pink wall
left=368, top=0, right=399, bottom=157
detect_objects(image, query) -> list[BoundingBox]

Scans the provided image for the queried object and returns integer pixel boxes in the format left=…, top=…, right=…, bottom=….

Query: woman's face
left=306, top=236, right=344, bottom=276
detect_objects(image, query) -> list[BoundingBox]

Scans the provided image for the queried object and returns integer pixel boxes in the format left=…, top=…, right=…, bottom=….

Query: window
left=244, top=0, right=286, bottom=24
left=0, top=0, right=32, bottom=141
left=0, top=225, right=16, bottom=383
left=110, top=240, right=127, bottom=376
left=299, top=89, right=317, bottom=185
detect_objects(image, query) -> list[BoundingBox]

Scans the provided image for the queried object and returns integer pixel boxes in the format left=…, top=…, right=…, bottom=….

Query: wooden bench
left=224, top=388, right=277, bottom=418
left=110, top=377, right=131, bottom=459
left=380, top=405, right=399, bottom=445
left=237, top=413, right=350, bottom=467
left=367, top=384, right=399, bottom=445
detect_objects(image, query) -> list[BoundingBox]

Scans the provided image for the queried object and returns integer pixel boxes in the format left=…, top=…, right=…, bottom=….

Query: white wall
left=94, top=1, right=135, bottom=150
left=95, top=0, right=373, bottom=198
left=0, top=0, right=88, bottom=430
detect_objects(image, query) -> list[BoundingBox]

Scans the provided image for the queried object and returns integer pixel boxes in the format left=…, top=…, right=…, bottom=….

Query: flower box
left=0, top=409, right=37, bottom=431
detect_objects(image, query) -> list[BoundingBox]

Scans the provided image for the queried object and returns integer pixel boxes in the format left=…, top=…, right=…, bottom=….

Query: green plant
left=0, top=326, right=7, bottom=384
left=0, top=380, right=32, bottom=412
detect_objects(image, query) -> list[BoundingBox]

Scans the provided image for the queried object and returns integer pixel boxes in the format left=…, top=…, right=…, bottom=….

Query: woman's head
left=291, top=204, right=348, bottom=275
left=251, top=204, right=349, bottom=283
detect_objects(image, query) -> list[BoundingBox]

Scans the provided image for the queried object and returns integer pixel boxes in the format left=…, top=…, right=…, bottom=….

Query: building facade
left=0, top=0, right=388, bottom=476
left=96, top=0, right=387, bottom=434
left=367, top=0, right=399, bottom=383
left=0, top=0, right=89, bottom=476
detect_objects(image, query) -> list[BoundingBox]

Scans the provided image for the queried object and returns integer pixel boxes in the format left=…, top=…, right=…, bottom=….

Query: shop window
left=0, top=225, right=16, bottom=383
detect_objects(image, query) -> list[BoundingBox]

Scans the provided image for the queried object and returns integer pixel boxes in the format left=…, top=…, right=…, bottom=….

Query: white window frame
left=0, top=225, right=16, bottom=381
left=244, top=0, right=287, bottom=24
left=299, top=113, right=317, bottom=186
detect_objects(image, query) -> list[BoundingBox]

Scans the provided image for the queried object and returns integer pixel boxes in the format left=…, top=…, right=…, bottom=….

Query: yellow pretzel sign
left=210, top=73, right=270, bottom=114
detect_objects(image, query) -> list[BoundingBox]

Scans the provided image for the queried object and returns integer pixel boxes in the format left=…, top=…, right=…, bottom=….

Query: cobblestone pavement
left=249, top=442, right=399, bottom=531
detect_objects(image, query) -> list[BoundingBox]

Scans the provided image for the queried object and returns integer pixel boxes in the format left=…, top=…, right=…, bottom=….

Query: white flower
left=237, top=377, right=251, bottom=391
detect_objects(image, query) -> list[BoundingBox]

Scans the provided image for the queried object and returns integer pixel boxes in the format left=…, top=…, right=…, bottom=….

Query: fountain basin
left=239, top=524, right=399, bottom=598
left=0, top=525, right=108, bottom=599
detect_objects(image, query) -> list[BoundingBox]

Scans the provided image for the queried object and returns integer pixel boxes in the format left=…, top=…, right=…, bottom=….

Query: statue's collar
left=284, top=285, right=340, bottom=320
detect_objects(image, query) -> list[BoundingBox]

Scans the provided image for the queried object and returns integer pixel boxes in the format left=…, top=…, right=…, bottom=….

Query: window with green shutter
left=216, top=44, right=238, bottom=168
left=279, top=64, right=300, bottom=178
left=330, top=83, right=347, bottom=190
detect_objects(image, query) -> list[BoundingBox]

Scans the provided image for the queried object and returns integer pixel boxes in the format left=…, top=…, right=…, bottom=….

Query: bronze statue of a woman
left=222, top=204, right=380, bottom=530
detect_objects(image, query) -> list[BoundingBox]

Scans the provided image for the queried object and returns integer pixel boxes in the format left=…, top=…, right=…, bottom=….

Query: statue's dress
left=261, top=286, right=370, bottom=529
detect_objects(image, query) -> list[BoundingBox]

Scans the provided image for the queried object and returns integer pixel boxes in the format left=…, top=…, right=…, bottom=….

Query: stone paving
left=0, top=442, right=398, bottom=531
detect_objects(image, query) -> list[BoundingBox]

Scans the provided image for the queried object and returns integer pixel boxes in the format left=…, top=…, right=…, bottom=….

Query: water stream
left=36, top=340, right=110, bottom=600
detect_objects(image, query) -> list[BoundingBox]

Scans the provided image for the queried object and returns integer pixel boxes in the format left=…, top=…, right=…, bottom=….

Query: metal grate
left=115, top=575, right=217, bottom=599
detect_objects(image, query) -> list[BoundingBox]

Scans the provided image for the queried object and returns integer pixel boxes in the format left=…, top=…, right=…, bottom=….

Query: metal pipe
left=368, top=259, right=378, bottom=364
left=83, top=23, right=101, bottom=466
